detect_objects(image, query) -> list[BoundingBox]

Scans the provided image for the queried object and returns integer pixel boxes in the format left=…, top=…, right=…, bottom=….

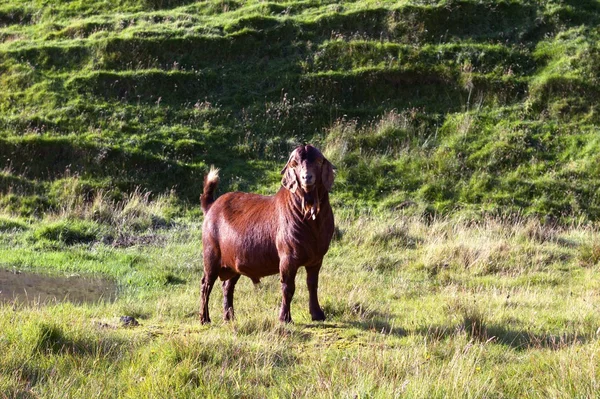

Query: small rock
left=120, top=316, right=140, bottom=327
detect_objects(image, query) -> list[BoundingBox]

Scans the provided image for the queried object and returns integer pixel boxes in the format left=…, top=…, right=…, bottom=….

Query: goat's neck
left=289, top=186, right=327, bottom=222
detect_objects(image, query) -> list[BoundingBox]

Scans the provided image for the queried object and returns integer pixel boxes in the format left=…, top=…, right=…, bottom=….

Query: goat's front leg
left=222, top=274, right=241, bottom=321
left=279, top=258, right=298, bottom=323
left=306, top=263, right=326, bottom=321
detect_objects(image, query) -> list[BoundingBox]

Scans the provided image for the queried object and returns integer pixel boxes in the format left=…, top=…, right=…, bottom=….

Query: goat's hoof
left=311, top=312, right=326, bottom=322
left=223, top=309, right=234, bottom=322
left=279, top=314, right=293, bottom=323
left=200, top=316, right=211, bottom=324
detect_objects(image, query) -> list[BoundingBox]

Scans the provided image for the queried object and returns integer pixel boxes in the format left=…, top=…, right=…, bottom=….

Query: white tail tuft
left=207, top=166, right=220, bottom=183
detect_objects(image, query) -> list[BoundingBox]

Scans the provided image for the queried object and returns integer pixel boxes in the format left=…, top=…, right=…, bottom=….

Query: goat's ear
left=321, top=158, right=335, bottom=191
left=281, top=163, right=299, bottom=193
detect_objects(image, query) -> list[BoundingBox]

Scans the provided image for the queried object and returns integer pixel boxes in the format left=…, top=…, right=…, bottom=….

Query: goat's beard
left=301, top=187, right=320, bottom=221
left=300, top=182, right=314, bottom=192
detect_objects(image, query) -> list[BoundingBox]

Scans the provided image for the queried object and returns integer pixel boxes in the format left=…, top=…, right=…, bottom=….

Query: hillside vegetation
left=2, top=1, right=600, bottom=397
left=1, top=0, right=599, bottom=218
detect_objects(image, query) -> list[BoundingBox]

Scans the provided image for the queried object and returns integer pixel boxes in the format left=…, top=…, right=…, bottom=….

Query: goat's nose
left=302, top=172, right=314, bottom=183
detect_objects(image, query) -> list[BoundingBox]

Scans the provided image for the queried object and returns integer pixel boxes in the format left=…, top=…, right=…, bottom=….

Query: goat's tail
left=201, top=166, right=220, bottom=214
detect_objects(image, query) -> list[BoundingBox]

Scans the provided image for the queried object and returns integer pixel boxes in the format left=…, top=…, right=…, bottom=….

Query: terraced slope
left=1, top=0, right=599, bottom=218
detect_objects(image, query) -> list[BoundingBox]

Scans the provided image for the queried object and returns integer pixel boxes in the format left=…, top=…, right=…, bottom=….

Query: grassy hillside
left=2, top=0, right=600, bottom=397
left=1, top=0, right=599, bottom=218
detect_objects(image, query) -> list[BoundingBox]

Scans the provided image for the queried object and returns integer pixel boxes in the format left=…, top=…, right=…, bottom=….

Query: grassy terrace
left=1, top=0, right=600, bottom=397
left=0, top=0, right=599, bottom=216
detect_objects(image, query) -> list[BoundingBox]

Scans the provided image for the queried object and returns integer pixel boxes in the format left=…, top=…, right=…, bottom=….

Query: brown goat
left=200, top=145, right=335, bottom=323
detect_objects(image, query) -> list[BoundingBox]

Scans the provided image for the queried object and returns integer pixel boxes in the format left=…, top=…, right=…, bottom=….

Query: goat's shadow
left=303, top=312, right=588, bottom=351
left=415, top=323, right=589, bottom=351
left=302, top=308, right=408, bottom=338
left=347, top=317, right=408, bottom=338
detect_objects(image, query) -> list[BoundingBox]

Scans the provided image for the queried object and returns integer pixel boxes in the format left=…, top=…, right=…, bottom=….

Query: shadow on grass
left=561, top=0, right=600, bottom=25
left=31, top=322, right=129, bottom=358
left=0, top=135, right=274, bottom=204
left=321, top=301, right=407, bottom=337
left=486, top=324, right=588, bottom=351
left=415, top=323, right=589, bottom=351
left=348, top=317, right=408, bottom=337
left=226, top=317, right=314, bottom=342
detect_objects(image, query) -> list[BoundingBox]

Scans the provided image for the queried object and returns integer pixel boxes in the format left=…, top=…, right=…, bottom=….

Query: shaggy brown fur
left=200, top=145, right=335, bottom=323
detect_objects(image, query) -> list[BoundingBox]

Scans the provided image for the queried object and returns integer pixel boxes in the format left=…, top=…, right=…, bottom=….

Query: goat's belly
left=237, top=262, right=280, bottom=283
left=220, top=244, right=279, bottom=279
left=235, top=251, right=280, bottom=275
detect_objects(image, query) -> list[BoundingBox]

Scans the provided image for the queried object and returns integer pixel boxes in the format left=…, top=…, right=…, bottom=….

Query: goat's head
left=281, top=145, right=334, bottom=194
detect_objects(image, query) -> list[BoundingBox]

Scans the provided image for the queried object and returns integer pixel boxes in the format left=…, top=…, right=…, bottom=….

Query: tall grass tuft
left=57, top=186, right=179, bottom=233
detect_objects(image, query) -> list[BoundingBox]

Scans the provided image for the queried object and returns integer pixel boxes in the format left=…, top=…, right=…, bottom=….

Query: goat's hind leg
left=222, top=273, right=241, bottom=321
left=200, top=252, right=219, bottom=324
left=200, top=273, right=217, bottom=324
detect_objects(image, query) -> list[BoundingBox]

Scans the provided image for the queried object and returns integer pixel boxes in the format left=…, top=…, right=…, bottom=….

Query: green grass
left=3, top=0, right=600, bottom=396
left=2, top=209, right=600, bottom=397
